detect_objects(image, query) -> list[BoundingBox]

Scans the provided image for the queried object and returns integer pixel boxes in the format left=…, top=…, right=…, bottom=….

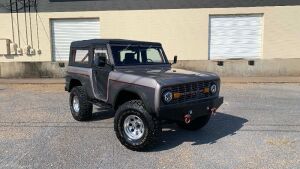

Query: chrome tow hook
left=184, top=114, right=192, bottom=124
left=184, top=110, right=193, bottom=124
left=211, top=107, right=217, bottom=116
left=207, top=106, right=217, bottom=116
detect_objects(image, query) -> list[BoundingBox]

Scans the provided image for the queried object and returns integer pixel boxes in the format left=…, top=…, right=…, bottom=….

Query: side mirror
left=95, top=53, right=107, bottom=67
left=173, top=55, right=178, bottom=64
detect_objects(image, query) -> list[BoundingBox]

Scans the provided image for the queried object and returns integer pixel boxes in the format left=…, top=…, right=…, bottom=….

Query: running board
left=89, top=100, right=112, bottom=109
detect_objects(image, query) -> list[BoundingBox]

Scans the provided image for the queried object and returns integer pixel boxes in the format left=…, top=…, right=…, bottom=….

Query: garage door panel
left=211, top=44, right=261, bottom=49
left=212, top=46, right=260, bottom=52
left=211, top=29, right=262, bottom=36
left=211, top=38, right=257, bottom=45
left=209, top=14, right=263, bottom=60
left=53, top=27, right=100, bottom=31
left=51, top=19, right=100, bottom=61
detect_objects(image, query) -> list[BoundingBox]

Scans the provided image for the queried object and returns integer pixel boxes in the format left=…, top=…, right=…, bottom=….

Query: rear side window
left=73, top=49, right=90, bottom=64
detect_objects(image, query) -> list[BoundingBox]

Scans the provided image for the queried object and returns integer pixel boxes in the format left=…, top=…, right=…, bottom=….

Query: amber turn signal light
left=173, top=92, right=182, bottom=99
left=203, top=87, right=210, bottom=93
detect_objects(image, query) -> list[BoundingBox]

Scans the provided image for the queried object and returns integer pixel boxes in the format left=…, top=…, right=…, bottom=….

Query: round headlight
left=162, top=91, right=173, bottom=103
left=210, top=84, right=217, bottom=94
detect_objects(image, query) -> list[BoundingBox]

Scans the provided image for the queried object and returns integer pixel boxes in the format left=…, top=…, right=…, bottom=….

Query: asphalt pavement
left=0, top=83, right=299, bottom=169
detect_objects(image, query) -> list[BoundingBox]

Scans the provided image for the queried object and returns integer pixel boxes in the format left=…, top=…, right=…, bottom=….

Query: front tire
left=177, top=114, right=211, bottom=131
left=69, top=86, right=93, bottom=121
left=114, top=100, right=161, bottom=151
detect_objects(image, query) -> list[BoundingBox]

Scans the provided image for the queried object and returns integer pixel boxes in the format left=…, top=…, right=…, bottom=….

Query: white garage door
left=51, top=18, right=100, bottom=61
left=209, top=14, right=263, bottom=60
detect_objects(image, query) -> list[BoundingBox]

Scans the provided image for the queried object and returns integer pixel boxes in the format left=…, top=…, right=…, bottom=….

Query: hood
left=115, top=67, right=220, bottom=86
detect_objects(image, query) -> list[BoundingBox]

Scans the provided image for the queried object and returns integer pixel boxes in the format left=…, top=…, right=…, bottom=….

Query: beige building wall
left=0, top=6, right=300, bottom=63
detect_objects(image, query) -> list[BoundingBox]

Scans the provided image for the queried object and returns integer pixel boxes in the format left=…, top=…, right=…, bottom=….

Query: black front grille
left=162, top=81, right=215, bottom=104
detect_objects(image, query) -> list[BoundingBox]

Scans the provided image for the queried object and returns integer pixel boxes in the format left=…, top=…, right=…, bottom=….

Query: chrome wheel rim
left=123, top=115, right=145, bottom=140
left=72, top=96, right=80, bottom=113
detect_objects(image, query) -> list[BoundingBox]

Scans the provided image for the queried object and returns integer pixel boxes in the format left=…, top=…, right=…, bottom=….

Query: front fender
left=108, top=80, right=156, bottom=114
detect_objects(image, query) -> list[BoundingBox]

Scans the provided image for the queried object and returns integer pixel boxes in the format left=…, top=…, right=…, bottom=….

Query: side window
left=74, top=49, right=89, bottom=64
left=94, top=47, right=109, bottom=64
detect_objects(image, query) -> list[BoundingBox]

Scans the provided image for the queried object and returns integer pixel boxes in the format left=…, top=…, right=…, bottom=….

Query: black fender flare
left=111, top=86, right=156, bottom=115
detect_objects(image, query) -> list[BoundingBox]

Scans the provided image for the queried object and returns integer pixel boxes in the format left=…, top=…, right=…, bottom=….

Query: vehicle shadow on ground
left=151, top=112, right=248, bottom=152
left=90, top=109, right=248, bottom=152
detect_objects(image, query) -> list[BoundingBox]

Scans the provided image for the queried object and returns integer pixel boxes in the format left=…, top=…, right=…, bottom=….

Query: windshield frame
left=109, top=44, right=170, bottom=67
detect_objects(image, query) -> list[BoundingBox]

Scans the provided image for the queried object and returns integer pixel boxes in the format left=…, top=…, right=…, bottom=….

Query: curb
left=0, top=78, right=65, bottom=84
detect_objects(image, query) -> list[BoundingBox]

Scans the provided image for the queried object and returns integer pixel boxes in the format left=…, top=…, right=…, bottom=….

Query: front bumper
left=158, top=97, right=224, bottom=122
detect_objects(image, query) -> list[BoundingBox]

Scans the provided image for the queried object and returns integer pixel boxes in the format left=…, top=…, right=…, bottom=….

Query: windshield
left=110, top=45, right=169, bottom=66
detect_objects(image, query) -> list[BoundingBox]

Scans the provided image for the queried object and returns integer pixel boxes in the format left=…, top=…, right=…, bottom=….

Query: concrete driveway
left=0, top=83, right=299, bottom=169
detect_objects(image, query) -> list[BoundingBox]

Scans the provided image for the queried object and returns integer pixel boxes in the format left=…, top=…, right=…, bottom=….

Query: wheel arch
left=68, top=78, right=82, bottom=92
left=113, top=89, right=153, bottom=114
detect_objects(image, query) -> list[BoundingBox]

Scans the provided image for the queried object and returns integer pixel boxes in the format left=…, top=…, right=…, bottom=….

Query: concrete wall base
left=174, top=59, right=300, bottom=77
left=1, top=59, right=300, bottom=78
left=0, top=62, right=67, bottom=78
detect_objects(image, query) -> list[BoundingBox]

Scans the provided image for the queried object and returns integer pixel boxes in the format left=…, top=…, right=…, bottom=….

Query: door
left=51, top=18, right=100, bottom=61
left=209, top=14, right=263, bottom=60
left=92, top=46, right=111, bottom=100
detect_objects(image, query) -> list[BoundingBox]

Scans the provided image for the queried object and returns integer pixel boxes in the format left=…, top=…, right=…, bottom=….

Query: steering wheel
left=147, top=59, right=154, bottom=62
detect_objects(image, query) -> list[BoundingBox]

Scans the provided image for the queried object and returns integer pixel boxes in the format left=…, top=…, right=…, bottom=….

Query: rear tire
left=69, top=86, right=93, bottom=121
left=177, top=114, right=211, bottom=131
left=114, top=100, right=161, bottom=151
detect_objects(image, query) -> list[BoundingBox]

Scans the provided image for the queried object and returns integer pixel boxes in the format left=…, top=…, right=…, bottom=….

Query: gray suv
left=65, top=39, right=223, bottom=151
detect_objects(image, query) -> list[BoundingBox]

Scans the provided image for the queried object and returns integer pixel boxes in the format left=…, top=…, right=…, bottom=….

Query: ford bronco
left=65, top=39, right=223, bottom=151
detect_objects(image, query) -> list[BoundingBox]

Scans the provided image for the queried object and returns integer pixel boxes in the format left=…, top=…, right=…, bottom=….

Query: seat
left=123, top=53, right=139, bottom=64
